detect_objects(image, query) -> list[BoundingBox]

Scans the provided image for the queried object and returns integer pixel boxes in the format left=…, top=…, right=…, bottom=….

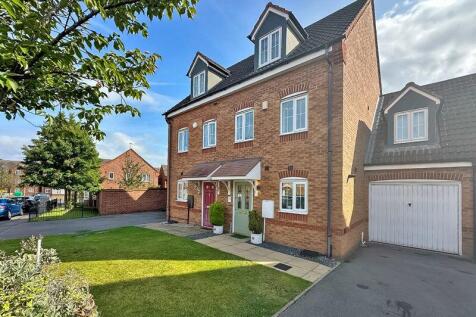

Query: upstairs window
left=108, top=172, right=114, bottom=180
left=192, top=71, right=206, bottom=97
left=142, top=174, right=150, bottom=183
left=235, top=109, right=254, bottom=142
left=203, top=120, right=216, bottom=148
left=259, top=28, right=281, bottom=68
left=280, top=93, right=308, bottom=135
left=178, top=128, right=189, bottom=153
left=394, top=108, right=428, bottom=144
left=280, top=178, right=308, bottom=214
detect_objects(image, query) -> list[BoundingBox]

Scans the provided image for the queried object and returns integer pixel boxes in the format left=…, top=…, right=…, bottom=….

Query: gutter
left=325, top=46, right=334, bottom=258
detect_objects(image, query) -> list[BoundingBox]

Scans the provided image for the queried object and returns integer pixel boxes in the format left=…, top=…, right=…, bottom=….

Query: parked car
left=0, top=198, right=23, bottom=220
left=23, top=198, right=39, bottom=214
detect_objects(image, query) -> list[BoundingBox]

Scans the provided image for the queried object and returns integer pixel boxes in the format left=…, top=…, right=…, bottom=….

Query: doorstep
left=196, top=234, right=336, bottom=282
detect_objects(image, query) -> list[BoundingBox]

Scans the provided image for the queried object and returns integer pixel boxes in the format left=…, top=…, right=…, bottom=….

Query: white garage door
left=369, top=182, right=461, bottom=254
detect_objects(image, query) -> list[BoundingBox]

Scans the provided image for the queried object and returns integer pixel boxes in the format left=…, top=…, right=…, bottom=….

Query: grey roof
left=164, top=0, right=368, bottom=116
left=365, top=73, right=476, bottom=165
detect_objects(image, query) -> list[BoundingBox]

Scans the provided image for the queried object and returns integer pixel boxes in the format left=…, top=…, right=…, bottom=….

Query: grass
left=30, top=206, right=98, bottom=222
left=0, top=227, right=309, bottom=317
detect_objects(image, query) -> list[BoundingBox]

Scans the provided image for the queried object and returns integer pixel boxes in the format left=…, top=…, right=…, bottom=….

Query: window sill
left=279, top=209, right=308, bottom=215
left=176, top=199, right=187, bottom=203
left=280, top=129, right=308, bottom=136
left=235, top=138, right=254, bottom=143
left=202, top=146, right=217, bottom=154
left=394, top=138, right=428, bottom=145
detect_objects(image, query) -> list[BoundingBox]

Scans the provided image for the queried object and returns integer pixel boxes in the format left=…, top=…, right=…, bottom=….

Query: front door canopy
left=180, top=158, right=261, bottom=182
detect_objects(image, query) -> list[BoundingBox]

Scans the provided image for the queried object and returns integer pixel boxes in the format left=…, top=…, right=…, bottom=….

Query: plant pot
left=250, top=233, right=263, bottom=245
left=213, top=225, right=223, bottom=235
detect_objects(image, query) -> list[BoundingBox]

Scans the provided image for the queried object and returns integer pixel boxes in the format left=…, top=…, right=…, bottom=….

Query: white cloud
left=101, top=89, right=178, bottom=113
left=96, top=132, right=167, bottom=166
left=0, top=135, right=32, bottom=161
left=377, top=0, right=476, bottom=92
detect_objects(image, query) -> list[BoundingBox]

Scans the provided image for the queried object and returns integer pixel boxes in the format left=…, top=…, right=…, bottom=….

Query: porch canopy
left=180, top=158, right=261, bottom=181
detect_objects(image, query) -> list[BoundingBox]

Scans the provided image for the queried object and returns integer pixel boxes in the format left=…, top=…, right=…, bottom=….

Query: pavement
left=0, top=211, right=164, bottom=240
left=196, top=234, right=333, bottom=282
left=280, top=243, right=476, bottom=317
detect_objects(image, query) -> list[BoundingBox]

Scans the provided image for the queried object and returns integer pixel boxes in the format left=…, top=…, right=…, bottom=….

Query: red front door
left=203, top=182, right=216, bottom=228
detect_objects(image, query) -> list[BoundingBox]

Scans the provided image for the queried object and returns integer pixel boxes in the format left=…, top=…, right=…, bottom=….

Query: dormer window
left=259, top=28, right=282, bottom=68
left=394, top=108, right=428, bottom=144
left=192, top=71, right=206, bottom=97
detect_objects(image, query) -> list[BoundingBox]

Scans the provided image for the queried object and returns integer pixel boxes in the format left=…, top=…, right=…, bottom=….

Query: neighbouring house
left=100, top=149, right=160, bottom=190
left=364, top=73, right=476, bottom=258
left=0, top=159, right=64, bottom=201
left=97, top=149, right=166, bottom=215
left=157, top=165, right=168, bottom=189
left=164, top=0, right=381, bottom=258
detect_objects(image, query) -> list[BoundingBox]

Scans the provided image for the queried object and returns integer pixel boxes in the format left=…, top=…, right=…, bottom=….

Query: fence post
left=81, top=203, right=84, bottom=218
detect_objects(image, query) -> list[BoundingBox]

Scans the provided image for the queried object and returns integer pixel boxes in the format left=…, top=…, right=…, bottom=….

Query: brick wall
left=365, top=167, right=474, bottom=258
left=335, top=0, right=381, bottom=258
left=98, top=188, right=167, bottom=215
left=100, top=149, right=159, bottom=190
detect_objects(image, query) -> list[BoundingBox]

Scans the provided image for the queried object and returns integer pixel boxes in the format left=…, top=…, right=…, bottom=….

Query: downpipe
left=326, top=46, right=334, bottom=258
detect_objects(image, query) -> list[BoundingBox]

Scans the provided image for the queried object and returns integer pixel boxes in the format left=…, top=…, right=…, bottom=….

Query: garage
left=369, top=181, right=461, bottom=254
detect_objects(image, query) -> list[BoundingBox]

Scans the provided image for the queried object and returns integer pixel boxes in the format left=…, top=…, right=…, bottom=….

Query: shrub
left=248, top=210, right=263, bottom=234
left=0, top=236, right=97, bottom=317
left=209, top=201, right=225, bottom=226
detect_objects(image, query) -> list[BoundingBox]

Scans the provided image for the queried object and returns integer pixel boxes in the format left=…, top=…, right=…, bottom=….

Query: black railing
left=28, top=200, right=98, bottom=222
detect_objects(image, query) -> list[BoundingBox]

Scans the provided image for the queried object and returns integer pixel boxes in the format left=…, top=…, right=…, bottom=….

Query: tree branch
left=28, top=0, right=140, bottom=69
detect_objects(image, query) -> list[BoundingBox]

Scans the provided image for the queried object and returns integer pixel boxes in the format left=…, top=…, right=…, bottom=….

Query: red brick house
left=100, top=149, right=159, bottom=190
left=365, top=74, right=476, bottom=258
left=164, top=0, right=381, bottom=258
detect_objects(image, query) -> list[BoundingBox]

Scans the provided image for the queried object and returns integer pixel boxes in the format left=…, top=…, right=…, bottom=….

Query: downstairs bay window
left=280, top=178, right=308, bottom=214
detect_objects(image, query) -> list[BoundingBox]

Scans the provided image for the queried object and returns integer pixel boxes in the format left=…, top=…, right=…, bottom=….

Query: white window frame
left=142, top=173, right=150, bottom=183
left=258, top=27, right=282, bottom=68
left=108, top=172, right=114, bottom=180
left=235, top=108, right=254, bottom=143
left=192, top=71, right=206, bottom=97
left=178, top=128, right=189, bottom=153
left=279, top=177, right=308, bottom=214
left=280, top=93, right=308, bottom=135
left=394, top=108, right=428, bottom=144
left=202, top=120, right=217, bottom=149
left=177, top=180, right=188, bottom=202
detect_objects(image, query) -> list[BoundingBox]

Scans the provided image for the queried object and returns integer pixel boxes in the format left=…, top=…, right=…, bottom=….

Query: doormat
left=274, top=263, right=292, bottom=271
left=231, top=233, right=249, bottom=239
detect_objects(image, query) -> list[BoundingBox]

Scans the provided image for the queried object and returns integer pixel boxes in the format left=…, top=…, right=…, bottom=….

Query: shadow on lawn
left=90, top=265, right=307, bottom=317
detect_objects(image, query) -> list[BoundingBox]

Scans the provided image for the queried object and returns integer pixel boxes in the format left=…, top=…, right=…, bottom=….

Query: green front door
left=234, top=182, right=253, bottom=236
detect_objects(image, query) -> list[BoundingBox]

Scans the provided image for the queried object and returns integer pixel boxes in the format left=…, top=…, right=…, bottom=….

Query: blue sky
left=1, top=0, right=475, bottom=166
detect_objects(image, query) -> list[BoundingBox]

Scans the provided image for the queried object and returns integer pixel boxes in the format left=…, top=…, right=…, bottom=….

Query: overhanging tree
left=0, top=164, right=14, bottom=193
left=0, top=0, right=198, bottom=139
left=21, top=113, right=101, bottom=205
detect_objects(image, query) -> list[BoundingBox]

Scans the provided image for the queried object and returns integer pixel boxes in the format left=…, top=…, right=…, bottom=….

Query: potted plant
left=248, top=210, right=264, bottom=244
left=210, top=201, right=225, bottom=234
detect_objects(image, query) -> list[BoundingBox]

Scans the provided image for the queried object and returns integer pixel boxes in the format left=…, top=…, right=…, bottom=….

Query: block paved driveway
left=0, top=211, right=164, bottom=240
left=280, top=244, right=476, bottom=317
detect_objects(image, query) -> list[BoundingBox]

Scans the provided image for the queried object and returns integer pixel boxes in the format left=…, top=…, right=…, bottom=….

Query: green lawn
left=30, top=206, right=98, bottom=221
left=0, top=227, right=309, bottom=317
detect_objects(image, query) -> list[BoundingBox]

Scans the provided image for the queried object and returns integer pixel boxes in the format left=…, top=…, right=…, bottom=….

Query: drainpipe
left=473, top=162, right=476, bottom=261
left=326, top=46, right=334, bottom=258
left=166, top=117, right=172, bottom=223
